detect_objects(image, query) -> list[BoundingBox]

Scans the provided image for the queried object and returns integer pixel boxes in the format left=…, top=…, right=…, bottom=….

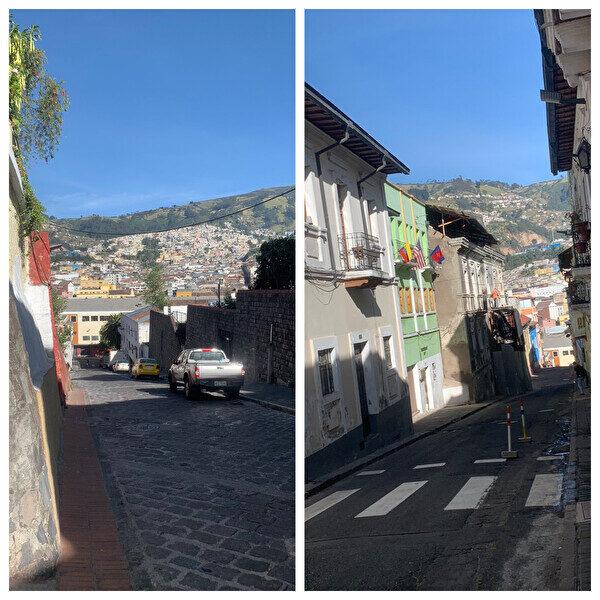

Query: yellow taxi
left=131, top=358, right=160, bottom=379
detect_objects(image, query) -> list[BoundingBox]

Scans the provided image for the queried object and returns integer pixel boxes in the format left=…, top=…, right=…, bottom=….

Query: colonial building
left=120, top=305, right=152, bottom=363
left=385, top=183, right=444, bottom=415
left=426, top=205, right=531, bottom=404
left=304, top=84, right=412, bottom=481
left=542, top=331, right=576, bottom=367
left=63, top=297, right=145, bottom=356
left=536, top=9, right=591, bottom=374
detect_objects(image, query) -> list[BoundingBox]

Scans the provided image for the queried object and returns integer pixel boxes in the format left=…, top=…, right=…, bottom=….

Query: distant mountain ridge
left=396, top=177, right=569, bottom=252
left=48, top=185, right=294, bottom=250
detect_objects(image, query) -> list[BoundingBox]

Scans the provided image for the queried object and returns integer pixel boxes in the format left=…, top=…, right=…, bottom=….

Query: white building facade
left=304, top=84, right=413, bottom=482
left=120, top=306, right=152, bottom=363
left=536, top=9, right=591, bottom=373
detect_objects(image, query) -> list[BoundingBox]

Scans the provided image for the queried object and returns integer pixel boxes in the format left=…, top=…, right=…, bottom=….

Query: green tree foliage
left=252, top=236, right=295, bottom=290
left=142, top=264, right=168, bottom=310
left=137, top=236, right=161, bottom=264
left=9, top=15, right=69, bottom=238
left=99, top=314, right=122, bottom=350
left=221, top=293, right=236, bottom=309
left=50, top=287, right=72, bottom=349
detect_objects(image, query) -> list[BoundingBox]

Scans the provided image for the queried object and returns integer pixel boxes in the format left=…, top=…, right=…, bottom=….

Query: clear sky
left=306, top=9, right=561, bottom=186
left=12, top=9, right=294, bottom=218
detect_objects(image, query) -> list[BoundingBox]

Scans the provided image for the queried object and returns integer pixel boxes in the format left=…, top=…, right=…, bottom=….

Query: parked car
left=168, top=348, right=245, bottom=399
left=112, top=359, right=131, bottom=373
left=131, top=358, right=160, bottom=379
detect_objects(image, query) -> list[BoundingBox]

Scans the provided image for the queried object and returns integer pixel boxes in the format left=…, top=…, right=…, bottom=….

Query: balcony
left=338, top=232, right=384, bottom=288
left=568, top=280, right=591, bottom=307
left=572, top=220, right=591, bottom=274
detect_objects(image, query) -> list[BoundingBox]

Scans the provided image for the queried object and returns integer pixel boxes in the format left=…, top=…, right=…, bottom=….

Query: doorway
left=353, top=341, right=371, bottom=438
left=418, top=366, right=431, bottom=413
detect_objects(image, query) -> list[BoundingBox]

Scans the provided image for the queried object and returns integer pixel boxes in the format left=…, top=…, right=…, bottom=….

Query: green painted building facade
left=384, top=182, right=445, bottom=414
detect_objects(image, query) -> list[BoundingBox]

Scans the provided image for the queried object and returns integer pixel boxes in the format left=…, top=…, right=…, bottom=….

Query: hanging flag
left=403, top=242, right=413, bottom=261
left=398, top=246, right=410, bottom=263
left=430, top=245, right=445, bottom=264
left=413, top=240, right=426, bottom=270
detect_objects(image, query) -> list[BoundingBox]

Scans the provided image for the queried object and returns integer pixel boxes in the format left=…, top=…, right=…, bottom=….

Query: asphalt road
left=72, top=364, right=294, bottom=591
left=306, top=368, right=575, bottom=591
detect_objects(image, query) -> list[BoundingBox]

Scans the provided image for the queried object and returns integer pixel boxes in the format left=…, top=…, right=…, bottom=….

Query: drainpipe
left=357, top=157, right=387, bottom=199
left=357, top=157, right=388, bottom=270
left=314, top=127, right=351, bottom=271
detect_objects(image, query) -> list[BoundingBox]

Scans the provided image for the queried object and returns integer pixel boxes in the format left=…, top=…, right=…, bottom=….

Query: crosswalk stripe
left=444, top=476, right=497, bottom=510
left=356, top=470, right=386, bottom=476
left=355, top=481, right=427, bottom=518
left=474, top=458, right=506, bottom=464
left=413, top=462, right=446, bottom=469
left=525, top=474, right=563, bottom=507
left=305, top=489, right=359, bottom=522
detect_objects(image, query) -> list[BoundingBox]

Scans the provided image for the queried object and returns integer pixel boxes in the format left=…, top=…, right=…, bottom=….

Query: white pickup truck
left=168, top=347, right=245, bottom=399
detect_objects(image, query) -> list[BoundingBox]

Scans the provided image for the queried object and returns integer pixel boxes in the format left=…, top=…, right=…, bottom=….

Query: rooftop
left=542, top=331, right=571, bottom=348
left=64, top=297, right=146, bottom=313
left=425, top=204, right=498, bottom=246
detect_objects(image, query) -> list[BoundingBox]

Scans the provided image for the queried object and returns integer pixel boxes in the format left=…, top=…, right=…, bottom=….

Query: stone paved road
left=71, top=365, right=294, bottom=590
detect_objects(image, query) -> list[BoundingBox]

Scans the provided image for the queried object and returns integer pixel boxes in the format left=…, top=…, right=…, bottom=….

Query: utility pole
left=217, top=278, right=223, bottom=306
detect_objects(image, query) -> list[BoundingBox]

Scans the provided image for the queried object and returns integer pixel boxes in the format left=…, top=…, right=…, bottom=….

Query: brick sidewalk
left=57, top=388, right=131, bottom=590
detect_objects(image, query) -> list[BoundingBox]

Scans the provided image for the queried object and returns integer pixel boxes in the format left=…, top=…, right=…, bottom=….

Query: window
left=82, top=336, right=90, bottom=340
left=92, top=336, right=99, bottom=341
left=82, top=316, right=90, bottom=322
left=429, top=289, right=436, bottom=312
left=100, top=316, right=109, bottom=321
left=70, top=316, right=76, bottom=322
left=91, top=316, right=98, bottom=321
left=189, top=350, right=226, bottom=362
left=553, top=351, right=558, bottom=357
left=383, top=336, right=393, bottom=369
left=399, top=288, right=406, bottom=314
left=405, top=288, right=413, bottom=313
left=415, top=289, right=423, bottom=314
left=562, top=350, right=570, bottom=356
left=317, top=348, right=335, bottom=396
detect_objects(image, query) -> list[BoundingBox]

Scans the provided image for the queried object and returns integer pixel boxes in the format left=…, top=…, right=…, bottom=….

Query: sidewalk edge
left=242, top=396, right=295, bottom=415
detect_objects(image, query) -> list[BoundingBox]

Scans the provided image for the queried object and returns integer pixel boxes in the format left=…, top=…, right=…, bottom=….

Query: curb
left=242, top=395, right=295, bottom=416
left=305, top=386, right=546, bottom=498
left=159, top=375, right=296, bottom=415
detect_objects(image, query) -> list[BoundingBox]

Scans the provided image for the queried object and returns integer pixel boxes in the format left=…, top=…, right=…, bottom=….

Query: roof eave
left=305, top=83, right=410, bottom=176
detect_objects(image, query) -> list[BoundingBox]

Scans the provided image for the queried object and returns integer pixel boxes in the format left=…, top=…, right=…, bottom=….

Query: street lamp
left=217, top=278, right=224, bottom=306
left=573, top=139, right=591, bottom=173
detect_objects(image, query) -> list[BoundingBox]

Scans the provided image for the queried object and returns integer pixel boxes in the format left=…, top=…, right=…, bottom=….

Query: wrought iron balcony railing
left=568, top=280, right=591, bottom=306
left=338, top=232, right=382, bottom=273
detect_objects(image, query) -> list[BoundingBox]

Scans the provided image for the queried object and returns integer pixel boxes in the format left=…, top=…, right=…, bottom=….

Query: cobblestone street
left=70, top=365, right=294, bottom=590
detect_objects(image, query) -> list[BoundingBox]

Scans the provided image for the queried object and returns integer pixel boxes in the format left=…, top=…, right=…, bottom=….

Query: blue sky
left=306, top=9, right=561, bottom=186
left=12, top=9, right=294, bottom=218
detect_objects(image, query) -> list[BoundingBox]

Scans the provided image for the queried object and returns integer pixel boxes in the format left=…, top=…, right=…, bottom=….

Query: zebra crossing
left=305, top=471, right=565, bottom=522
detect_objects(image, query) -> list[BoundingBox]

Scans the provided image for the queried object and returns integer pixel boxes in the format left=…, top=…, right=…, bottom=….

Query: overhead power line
left=48, top=187, right=295, bottom=239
